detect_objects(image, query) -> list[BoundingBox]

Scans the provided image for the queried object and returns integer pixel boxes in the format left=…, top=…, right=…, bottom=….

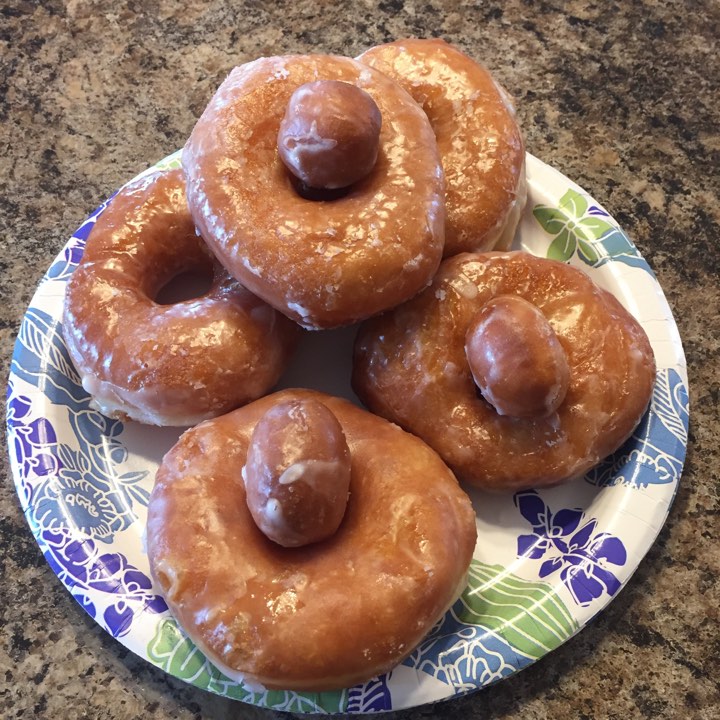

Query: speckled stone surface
left=1, top=1, right=719, bottom=718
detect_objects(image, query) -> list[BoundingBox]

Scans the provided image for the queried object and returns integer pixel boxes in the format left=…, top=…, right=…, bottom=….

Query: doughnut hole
left=277, top=80, right=382, bottom=190
left=465, top=295, right=570, bottom=418
left=154, top=267, right=214, bottom=304
left=134, top=227, right=216, bottom=305
left=243, top=398, right=351, bottom=547
left=286, top=174, right=353, bottom=202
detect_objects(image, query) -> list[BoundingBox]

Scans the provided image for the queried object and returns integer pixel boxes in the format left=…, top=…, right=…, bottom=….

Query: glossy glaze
left=353, top=252, right=656, bottom=491
left=243, top=397, right=351, bottom=547
left=465, top=294, right=571, bottom=418
left=182, top=55, right=445, bottom=329
left=147, top=389, right=476, bottom=691
left=358, top=38, right=526, bottom=256
left=62, top=167, right=299, bottom=426
left=278, top=80, right=382, bottom=190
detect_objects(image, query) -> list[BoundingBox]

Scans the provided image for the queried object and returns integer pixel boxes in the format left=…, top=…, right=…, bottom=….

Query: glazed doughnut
left=357, top=38, right=527, bottom=257
left=182, top=54, right=446, bottom=330
left=352, top=252, right=656, bottom=491
left=147, top=389, right=477, bottom=691
left=62, top=167, right=299, bottom=426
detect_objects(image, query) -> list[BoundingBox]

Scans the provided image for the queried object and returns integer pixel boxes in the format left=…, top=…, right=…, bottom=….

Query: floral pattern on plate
left=515, top=492, right=627, bottom=607
left=533, top=187, right=652, bottom=272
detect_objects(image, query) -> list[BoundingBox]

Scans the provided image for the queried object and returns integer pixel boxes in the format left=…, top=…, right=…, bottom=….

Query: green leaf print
left=146, top=617, right=347, bottom=712
left=148, top=618, right=248, bottom=699
left=532, top=205, right=570, bottom=236
left=457, top=561, right=578, bottom=659
left=547, top=228, right=576, bottom=262
left=558, top=188, right=588, bottom=218
left=578, top=216, right=615, bottom=239
left=576, top=238, right=601, bottom=265
left=534, top=188, right=632, bottom=268
left=154, top=152, right=182, bottom=171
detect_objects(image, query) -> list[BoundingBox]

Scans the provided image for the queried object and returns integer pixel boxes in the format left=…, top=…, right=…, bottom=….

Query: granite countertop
left=1, top=1, right=718, bottom=718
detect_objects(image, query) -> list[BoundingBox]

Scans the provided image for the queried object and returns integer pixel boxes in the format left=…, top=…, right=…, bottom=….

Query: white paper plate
left=7, top=152, right=689, bottom=713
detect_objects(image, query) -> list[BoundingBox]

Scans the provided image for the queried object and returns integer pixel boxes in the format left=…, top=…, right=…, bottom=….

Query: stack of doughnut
left=61, top=37, right=655, bottom=692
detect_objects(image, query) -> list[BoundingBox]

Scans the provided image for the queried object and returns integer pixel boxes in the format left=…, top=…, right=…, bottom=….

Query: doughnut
left=357, top=38, right=527, bottom=257
left=352, top=252, right=656, bottom=491
left=182, top=54, right=446, bottom=330
left=147, top=389, right=477, bottom=691
left=62, top=167, right=299, bottom=426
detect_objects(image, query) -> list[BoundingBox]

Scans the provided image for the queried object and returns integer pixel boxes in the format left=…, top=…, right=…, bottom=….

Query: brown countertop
left=1, top=1, right=718, bottom=718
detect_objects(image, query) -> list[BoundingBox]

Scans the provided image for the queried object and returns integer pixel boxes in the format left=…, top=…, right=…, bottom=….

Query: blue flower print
left=515, top=491, right=627, bottom=607
left=91, top=552, right=168, bottom=636
left=32, top=444, right=133, bottom=541
left=7, top=385, right=32, bottom=421
left=8, top=378, right=150, bottom=543
left=347, top=675, right=392, bottom=712
left=46, top=240, right=86, bottom=282
left=11, top=417, right=60, bottom=477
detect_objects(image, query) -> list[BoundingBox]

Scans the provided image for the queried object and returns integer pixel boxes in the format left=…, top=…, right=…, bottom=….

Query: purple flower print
left=40, top=527, right=167, bottom=636
left=7, top=388, right=61, bottom=506
left=7, top=387, right=32, bottom=422
left=515, top=491, right=627, bottom=607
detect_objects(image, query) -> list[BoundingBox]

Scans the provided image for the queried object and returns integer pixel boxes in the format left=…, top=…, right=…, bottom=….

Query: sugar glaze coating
left=353, top=252, right=656, bottom=491
left=243, top=398, right=351, bottom=547
left=182, top=54, right=446, bottom=329
left=278, top=80, right=382, bottom=190
left=358, top=38, right=526, bottom=257
left=147, top=389, right=477, bottom=690
left=62, top=167, right=298, bottom=426
left=465, top=295, right=571, bottom=418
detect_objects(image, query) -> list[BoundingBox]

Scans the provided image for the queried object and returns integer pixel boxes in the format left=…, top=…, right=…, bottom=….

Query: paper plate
left=7, top=151, right=689, bottom=713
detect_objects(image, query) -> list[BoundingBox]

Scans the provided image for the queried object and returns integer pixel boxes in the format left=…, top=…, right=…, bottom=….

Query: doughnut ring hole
left=286, top=172, right=351, bottom=202
left=154, top=266, right=215, bottom=305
